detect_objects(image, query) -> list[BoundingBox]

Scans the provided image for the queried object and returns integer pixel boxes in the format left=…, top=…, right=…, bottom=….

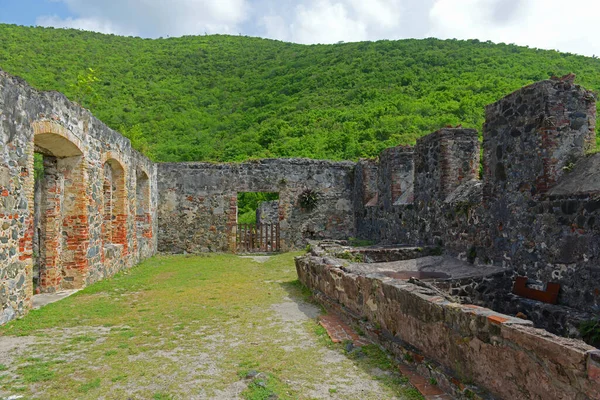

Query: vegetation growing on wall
left=237, top=192, right=279, bottom=224
left=1, top=23, right=600, bottom=162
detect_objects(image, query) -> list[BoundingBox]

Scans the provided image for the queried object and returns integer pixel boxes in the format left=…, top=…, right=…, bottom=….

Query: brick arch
left=32, top=121, right=84, bottom=156
left=102, top=153, right=128, bottom=256
left=30, top=120, right=90, bottom=292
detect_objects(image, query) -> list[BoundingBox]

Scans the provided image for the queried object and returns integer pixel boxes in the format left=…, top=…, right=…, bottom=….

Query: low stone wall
left=296, top=248, right=600, bottom=400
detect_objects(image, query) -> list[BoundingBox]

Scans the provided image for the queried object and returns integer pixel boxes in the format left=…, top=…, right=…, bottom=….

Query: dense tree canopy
left=1, top=24, right=599, bottom=162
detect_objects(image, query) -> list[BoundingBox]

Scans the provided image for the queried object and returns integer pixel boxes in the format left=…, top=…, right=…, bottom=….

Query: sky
left=0, top=0, right=598, bottom=57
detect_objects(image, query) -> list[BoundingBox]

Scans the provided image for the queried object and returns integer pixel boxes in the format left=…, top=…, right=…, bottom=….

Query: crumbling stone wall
left=296, top=244, right=600, bottom=400
left=354, top=78, right=600, bottom=321
left=157, top=159, right=355, bottom=253
left=0, top=70, right=158, bottom=324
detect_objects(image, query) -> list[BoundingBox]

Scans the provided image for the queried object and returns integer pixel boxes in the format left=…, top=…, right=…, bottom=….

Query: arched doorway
left=102, top=158, right=127, bottom=255
left=32, top=125, right=89, bottom=292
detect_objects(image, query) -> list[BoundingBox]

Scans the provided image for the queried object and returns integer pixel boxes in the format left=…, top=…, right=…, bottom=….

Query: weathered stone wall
left=256, top=200, right=279, bottom=225
left=296, top=247, right=600, bottom=400
left=157, top=159, right=355, bottom=253
left=414, top=128, right=480, bottom=203
left=354, top=78, right=600, bottom=320
left=0, top=70, right=158, bottom=324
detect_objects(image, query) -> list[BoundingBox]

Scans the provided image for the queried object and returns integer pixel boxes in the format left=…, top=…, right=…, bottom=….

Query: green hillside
left=1, top=24, right=599, bottom=162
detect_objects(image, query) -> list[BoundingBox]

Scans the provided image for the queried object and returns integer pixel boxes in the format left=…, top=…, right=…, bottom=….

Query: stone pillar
left=354, top=159, right=379, bottom=208
left=39, top=156, right=62, bottom=292
left=414, top=128, right=480, bottom=203
left=58, top=156, right=89, bottom=289
left=377, top=146, right=414, bottom=210
left=227, top=195, right=238, bottom=253
left=483, top=77, right=596, bottom=203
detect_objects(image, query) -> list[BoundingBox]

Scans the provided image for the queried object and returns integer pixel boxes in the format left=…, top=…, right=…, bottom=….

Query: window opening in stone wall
left=136, top=170, right=151, bottom=255
left=102, top=159, right=127, bottom=253
left=236, top=192, right=280, bottom=253
left=33, top=132, right=88, bottom=292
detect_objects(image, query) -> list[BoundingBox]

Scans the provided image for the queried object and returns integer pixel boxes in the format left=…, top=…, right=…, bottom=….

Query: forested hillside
left=1, top=24, right=600, bottom=162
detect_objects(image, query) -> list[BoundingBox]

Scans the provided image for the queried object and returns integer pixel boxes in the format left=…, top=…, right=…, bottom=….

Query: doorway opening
left=236, top=192, right=280, bottom=253
left=33, top=132, right=89, bottom=293
left=136, top=169, right=152, bottom=257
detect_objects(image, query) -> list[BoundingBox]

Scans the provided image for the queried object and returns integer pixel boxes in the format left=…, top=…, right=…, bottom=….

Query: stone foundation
left=296, top=242, right=600, bottom=400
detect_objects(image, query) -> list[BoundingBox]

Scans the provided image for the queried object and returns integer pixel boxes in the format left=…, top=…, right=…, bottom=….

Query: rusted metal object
left=512, top=276, right=560, bottom=304
left=236, top=223, right=280, bottom=253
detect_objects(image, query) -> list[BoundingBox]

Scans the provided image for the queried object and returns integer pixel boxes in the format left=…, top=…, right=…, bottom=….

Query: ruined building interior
left=0, top=69, right=599, bottom=399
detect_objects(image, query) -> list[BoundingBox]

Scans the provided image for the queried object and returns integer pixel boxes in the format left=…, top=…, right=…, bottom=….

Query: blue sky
left=0, top=0, right=70, bottom=26
left=0, top=0, right=597, bottom=57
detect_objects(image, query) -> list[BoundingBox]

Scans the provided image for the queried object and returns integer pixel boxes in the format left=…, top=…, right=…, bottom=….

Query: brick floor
left=318, top=314, right=370, bottom=346
left=319, top=313, right=455, bottom=400
left=398, top=364, right=455, bottom=400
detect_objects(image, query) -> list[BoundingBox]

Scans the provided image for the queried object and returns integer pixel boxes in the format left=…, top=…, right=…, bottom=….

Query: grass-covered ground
left=0, top=253, right=422, bottom=399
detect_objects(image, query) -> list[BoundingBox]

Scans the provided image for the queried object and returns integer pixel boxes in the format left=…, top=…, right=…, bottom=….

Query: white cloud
left=260, top=0, right=413, bottom=44
left=36, top=15, right=132, bottom=36
left=33, top=0, right=600, bottom=57
left=292, top=1, right=368, bottom=44
left=428, top=0, right=600, bottom=57
left=37, top=0, right=249, bottom=37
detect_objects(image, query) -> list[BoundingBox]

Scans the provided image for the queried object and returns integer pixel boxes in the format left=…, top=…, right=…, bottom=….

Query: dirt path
left=0, top=253, right=421, bottom=399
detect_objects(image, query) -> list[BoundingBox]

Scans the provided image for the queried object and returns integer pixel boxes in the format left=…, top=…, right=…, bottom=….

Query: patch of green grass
left=70, top=335, right=98, bottom=344
left=17, top=361, right=57, bottom=383
left=242, top=372, right=295, bottom=400
left=356, top=345, right=393, bottom=370
left=118, top=330, right=136, bottom=338
left=0, top=252, right=420, bottom=399
left=579, top=319, right=600, bottom=347
left=111, top=374, right=127, bottom=382
left=281, top=279, right=313, bottom=301
left=348, top=238, right=376, bottom=247
left=237, top=360, right=260, bottom=378
left=0, top=364, right=8, bottom=371
left=153, top=393, right=174, bottom=400
left=78, top=377, right=101, bottom=393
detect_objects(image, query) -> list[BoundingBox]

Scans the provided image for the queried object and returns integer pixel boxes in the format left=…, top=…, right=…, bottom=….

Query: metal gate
left=236, top=223, right=280, bottom=253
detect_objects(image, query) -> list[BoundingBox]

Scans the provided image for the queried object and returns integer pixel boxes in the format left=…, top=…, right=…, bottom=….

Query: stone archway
left=101, top=154, right=128, bottom=259
left=31, top=121, right=90, bottom=292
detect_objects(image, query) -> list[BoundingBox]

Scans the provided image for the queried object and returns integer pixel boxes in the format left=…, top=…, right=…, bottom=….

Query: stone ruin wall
left=157, top=159, right=355, bottom=253
left=296, top=244, right=600, bottom=400
left=2, top=66, right=600, bottom=340
left=354, top=78, right=600, bottom=330
left=0, top=70, right=158, bottom=324
left=256, top=200, right=279, bottom=225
